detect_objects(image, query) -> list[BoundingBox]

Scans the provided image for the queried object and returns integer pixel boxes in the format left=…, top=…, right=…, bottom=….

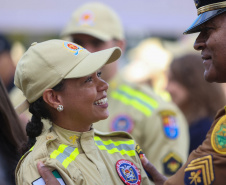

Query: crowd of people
left=0, top=0, right=226, bottom=184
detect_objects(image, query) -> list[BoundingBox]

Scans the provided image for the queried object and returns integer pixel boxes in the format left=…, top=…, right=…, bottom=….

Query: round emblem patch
left=79, top=11, right=95, bottom=26
left=110, top=115, right=134, bottom=133
left=63, top=42, right=84, bottom=56
left=116, top=159, right=141, bottom=185
left=211, top=115, right=226, bottom=154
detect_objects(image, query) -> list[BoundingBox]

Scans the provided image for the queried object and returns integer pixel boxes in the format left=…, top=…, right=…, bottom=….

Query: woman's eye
left=97, top=72, right=102, bottom=78
left=85, top=77, right=92, bottom=83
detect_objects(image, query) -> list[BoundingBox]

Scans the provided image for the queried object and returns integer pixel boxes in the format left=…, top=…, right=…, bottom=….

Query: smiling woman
left=14, top=39, right=152, bottom=185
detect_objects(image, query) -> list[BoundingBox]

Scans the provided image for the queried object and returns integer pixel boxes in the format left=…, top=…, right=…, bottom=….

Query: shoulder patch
left=159, top=110, right=179, bottom=139
left=162, top=152, right=182, bottom=175
left=94, top=129, right=133, bottom=139
left=184, top=155, right=214, bottom=185
left=110, top=114, right=134, bottom=133
left=32, top=170, right=66, bottom=185
left=211, top=115, right=226, bottom=154
left=116, top=159, right=141, bottom=185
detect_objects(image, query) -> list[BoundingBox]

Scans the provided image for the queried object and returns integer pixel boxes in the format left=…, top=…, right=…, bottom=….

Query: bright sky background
left=0, top=0, right=197, bottom=38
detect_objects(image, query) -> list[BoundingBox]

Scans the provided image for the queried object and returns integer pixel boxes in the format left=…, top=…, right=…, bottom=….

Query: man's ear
left=43, top=89, right=61, bottom=109
left=115, top=39, right=126, bottom=53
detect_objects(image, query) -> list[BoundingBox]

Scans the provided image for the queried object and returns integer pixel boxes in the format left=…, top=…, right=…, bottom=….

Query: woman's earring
left=57, top=105, right=64, bottom=112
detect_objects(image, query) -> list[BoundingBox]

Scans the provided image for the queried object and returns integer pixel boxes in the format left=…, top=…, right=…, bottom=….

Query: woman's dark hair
left=22, top=80, right=65, bottom=154
left=0, top=77, right=27, bottom=185
left=169, top=53, right=225, bottom=122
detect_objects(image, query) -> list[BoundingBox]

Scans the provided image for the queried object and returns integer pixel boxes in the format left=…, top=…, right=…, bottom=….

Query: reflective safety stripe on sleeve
left=50, top=144, right=79, bottom=168
left=110, top=85, right=158, bottom=117
left=94, top=136, right=136, bottom=157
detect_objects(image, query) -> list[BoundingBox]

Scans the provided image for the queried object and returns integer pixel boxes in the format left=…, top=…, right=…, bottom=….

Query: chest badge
left=116, top=159, right=141, bottom=185
left=211, top=115, right=226, bottom=154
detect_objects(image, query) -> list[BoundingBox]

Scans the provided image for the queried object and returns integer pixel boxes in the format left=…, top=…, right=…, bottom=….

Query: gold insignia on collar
left=211, top=115, right=226, bottom=154
left=184, top=155, right=214, bottom=185
left=69, top=135, right=78, bottom=144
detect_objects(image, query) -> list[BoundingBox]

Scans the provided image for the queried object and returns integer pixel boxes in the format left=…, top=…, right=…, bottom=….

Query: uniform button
left=46, top=135, right=53, bottom=140
left=31, top=42, right=38, bottom=46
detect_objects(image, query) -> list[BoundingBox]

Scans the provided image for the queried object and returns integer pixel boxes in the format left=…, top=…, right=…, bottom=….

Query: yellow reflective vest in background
left=94, top=74, right=189, bottom=177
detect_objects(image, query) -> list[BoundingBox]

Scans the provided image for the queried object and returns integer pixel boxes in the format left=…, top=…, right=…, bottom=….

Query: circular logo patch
left=116, top=159, right=141, bottom=185
left=79, top=11, right=95, bottom=26
left=211, top=115, right=226, bottom=154
left=63, top=42, right=84, bottom=56
left=110, top=115, right=134, bottom=133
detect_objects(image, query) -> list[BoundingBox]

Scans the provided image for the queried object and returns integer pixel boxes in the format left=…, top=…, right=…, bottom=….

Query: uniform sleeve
left=140, top=105, right=189, bottom=177
left=133, top=141, right=154, bottom=185
left=164, top=113, right=226, bottom=185
left=16, top=158, right=76, bottom=185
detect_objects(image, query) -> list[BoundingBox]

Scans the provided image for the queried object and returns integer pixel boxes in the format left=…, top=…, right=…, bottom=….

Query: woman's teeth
left=94, top=97, right=108, bottom=105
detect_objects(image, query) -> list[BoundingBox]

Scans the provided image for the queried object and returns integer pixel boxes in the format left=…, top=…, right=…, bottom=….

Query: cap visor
left=15, top=100, right=30, bottom=115
left=61, top=28, right=111, bottom=41
left=184, top=8, right=226, bottom=34
left=65, top=46, right=121, bottom=79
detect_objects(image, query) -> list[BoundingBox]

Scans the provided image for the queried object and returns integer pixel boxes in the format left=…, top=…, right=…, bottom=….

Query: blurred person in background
left=0, top=34, right=29, bottom=133
left=0, top=34, right=15, bottom=92
left=0, top=77, right=27, bottom=185
left=123, top=37, right=173, bottom=102
left=166, top=53, right=225, bottom=154
left=61, top=2, right=189, bottom=178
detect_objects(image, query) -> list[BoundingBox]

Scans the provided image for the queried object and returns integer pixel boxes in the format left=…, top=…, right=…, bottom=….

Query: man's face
left=71, top=34, right=119, bottom=82
left=194, top=13, right=226, bottom=83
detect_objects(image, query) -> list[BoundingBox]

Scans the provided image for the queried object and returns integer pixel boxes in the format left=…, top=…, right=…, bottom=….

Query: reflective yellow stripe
left=20, top=146, right=34, bottom=160
left=50, top=144, right=79, bottom=168
left=94, top=136, right=134, bottom=145
left=50, top=144, right=68, bottom=159
left=94, top=136, right=136, bottom=157
left=111, top=85, right=158, bottom=116
left=62, top=148, right=79, bottom=168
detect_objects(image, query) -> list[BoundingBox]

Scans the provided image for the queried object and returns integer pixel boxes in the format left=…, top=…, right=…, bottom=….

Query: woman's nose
left=98, top=78, right=109, bottom=92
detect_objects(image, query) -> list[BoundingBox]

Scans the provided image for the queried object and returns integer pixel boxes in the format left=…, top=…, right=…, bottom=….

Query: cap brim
left=15, top=100, right=30, bottom=115
left=184, top=8, right=226, bottom=34
left=61, top=28, right=111, bottom=41
left=65, top=46, right=121, bottom=79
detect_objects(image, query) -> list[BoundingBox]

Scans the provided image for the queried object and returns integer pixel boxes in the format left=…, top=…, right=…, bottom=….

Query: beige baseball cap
left=14, top=39, right=121, bottom=113
left=61, top=2, right=124, bottom=41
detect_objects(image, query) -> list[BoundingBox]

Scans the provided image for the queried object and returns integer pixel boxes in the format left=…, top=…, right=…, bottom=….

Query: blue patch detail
left=163, top=116, right=179, bottom=139
left=111, top=115, right=134, bottom=133
left=184, top=169, right=203, bottom=185
left=184, top=155, right=215, bottom=185
left=63, top=42, right=84, bottom=56
left=118, top=163, right=139, bottom=183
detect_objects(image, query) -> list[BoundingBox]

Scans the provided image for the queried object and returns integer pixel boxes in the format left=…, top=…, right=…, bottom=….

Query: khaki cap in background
left=14, top=39, right=121, bottom=113
left=61, top=2, right=124, bottom=41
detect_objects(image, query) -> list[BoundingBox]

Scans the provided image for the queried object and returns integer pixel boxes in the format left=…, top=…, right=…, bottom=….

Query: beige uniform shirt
left=94, top=74, right=189, bottom=176
left=16, top=124, right=151, bottom=185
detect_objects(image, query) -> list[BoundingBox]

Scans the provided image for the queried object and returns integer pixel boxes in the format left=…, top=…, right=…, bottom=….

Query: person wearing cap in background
left=14, top=39, right=153, bottom=185
left=138, top=0, right=226, bottom=184
left=60, top=2, right=189, bottom=178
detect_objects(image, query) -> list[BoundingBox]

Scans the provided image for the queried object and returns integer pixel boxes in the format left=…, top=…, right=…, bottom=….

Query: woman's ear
left=43, top=89, right=61, bottom=109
